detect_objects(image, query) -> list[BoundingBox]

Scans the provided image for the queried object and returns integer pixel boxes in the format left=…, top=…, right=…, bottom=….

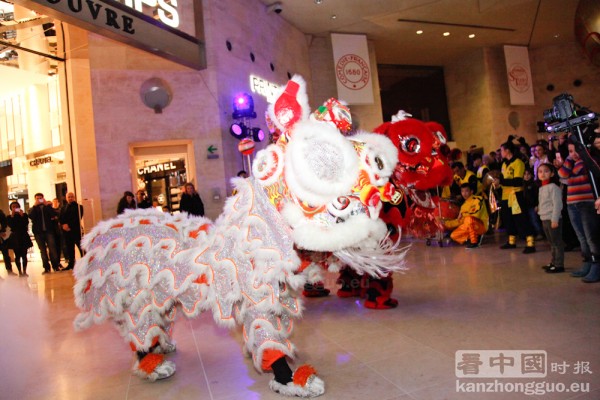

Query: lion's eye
left=402, top=137, right=421, bottom=154
left=435, top=131, right=446, bottom=145
left=374, top=156, right=384, bottom=170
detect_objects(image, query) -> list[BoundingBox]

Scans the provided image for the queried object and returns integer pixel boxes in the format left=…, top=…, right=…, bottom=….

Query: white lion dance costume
left=73, top=76, right=408, bottom=397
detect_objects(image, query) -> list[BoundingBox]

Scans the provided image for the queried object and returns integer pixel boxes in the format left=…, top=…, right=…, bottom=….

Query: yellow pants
left=450, top=216, right=486, bottom=244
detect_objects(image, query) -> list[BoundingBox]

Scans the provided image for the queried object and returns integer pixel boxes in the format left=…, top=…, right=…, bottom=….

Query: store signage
left=13, top=0, right=205, bottom=70
left=120, top=0, right=179, bottom=29
left=137, top=161, right=181, bottom=175
left=29, top=156, right=52, bottom=167
left=250, top=75, right=279, bottom=103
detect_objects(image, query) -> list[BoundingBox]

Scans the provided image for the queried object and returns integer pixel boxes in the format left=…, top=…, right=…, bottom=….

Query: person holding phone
left=7, top=202, right=33, bottom=277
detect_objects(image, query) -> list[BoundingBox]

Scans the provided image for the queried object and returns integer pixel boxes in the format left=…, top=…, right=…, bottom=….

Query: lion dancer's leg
left=364, top=273, right=398, bottom=310
left=299, top=251, right=331, bottom=298
left=126, top=305, right=178, bottom=381
left=336, top=267, right=362, bottom=297
left=241, top=304, right=325, bottom=397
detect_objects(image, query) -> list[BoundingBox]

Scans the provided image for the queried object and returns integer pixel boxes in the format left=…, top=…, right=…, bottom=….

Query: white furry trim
left=252, top=144, right=285, bottom=187
left=133, top=359, right=176, bottom=381
left=391, top=110, right=412, bottom=122
left=269, top=373, right=325, bottom=398
left=281, top=203, right=386, bottom=252
left=303, top=263, right=325, bottom=284
left=333, top=231, right=411, bottom=278
left=284, top=120, right=359, bottom=206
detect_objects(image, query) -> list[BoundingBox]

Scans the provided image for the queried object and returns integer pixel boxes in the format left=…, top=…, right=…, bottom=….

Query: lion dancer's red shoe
left=363, top=274, right=398, bottom=310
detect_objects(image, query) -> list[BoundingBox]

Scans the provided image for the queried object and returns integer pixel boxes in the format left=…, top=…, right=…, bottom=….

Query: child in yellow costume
left=444, top=183, right=489, bottom=248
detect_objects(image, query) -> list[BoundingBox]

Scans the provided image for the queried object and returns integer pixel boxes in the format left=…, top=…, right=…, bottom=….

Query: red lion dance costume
left=72, top=76, right=408, bottom=398
left=337, top=111, right=454, bottom=309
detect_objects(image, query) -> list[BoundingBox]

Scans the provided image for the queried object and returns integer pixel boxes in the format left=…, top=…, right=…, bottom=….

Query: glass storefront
left=0, top=1, right=67, bottom=210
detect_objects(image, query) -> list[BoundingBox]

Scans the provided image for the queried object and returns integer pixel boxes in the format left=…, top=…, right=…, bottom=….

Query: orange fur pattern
left=138, top=353, right=164, bottom=375
left=293, top=365, right=317, bottom=386
left=261, top=349, right=286, bottom=371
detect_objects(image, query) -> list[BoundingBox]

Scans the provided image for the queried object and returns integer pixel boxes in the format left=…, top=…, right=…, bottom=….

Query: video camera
left=542, top=93, right=599, bottom=198
left=543, top=93, right=597, bottom=134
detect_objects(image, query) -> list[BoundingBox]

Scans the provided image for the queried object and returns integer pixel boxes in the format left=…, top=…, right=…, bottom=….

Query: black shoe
left=522, top=246, right=536, bottom=254
left=465, top=242, right=480, bottom=249
left=546, top=266, right=565, bottom=273
left=42, top=270, right=50, bottom=275
left=542, top=263, right=553, bottom=270
left=500, top=243, right=516, bottom=249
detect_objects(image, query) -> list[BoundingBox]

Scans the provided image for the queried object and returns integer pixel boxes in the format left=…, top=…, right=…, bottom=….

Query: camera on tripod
left=542, top=93, right=600, bottom=199
left=543, top=93, right=597, bottom=134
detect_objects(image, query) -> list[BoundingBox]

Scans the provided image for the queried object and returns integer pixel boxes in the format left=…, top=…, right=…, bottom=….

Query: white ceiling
left=261, top=0, right=581, bottom=66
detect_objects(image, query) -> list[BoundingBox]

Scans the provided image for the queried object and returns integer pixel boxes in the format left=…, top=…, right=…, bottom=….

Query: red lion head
left=374, top=112, right=453, bottom=191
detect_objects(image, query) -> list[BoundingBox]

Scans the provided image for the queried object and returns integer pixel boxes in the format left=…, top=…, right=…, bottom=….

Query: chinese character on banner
left=489, top=353, right=515, bottom=374
left=521, top=353, right=546, bottom=374
left=573, top=361, right=592, bottom=375
left=551, top=361, right=570, bottom=374
left=457, top=353, right=483, bottom=375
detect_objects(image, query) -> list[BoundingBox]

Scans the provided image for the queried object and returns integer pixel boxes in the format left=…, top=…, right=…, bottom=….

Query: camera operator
left=552, top=115, right=600, bottom=283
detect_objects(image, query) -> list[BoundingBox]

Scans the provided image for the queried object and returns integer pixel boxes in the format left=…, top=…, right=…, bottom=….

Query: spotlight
left=251, top=127, right=265, bottom=142
left=232, top=93, right=256, bottom=119
left=230, top=122, right=248, bottom=139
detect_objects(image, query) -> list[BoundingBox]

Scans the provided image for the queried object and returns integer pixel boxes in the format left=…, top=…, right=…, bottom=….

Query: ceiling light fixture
left=468, top=34, right=475, bottom=38
left=416, top=30, right=423, bottom=35
left=314, top=0, right=322, bottom=4
left=443, top=32, right=450, bottom=36
left=331, top=14, right=337, bottom=19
